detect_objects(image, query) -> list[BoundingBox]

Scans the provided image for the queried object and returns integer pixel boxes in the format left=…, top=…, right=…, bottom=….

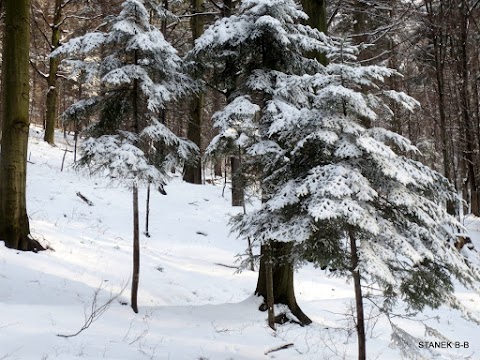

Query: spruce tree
left=197, top=1, right=480, bottom=357
left=196, top=0, right=330, bottom=324
left=54, top=0, right=198, bottom=313
left=233, top=36, right=480, bottom=359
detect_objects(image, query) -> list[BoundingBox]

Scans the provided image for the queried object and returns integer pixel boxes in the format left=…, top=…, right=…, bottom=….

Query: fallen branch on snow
left=57, top=282, right=126, bottom=338
left=264, top=343, right=294, bottom=355
left=76, top=192, right=94, bottom=206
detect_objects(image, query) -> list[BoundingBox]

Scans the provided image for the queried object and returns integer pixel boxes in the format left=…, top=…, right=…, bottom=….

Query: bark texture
left=0, top=0, right=44, bottom=251
left=349, top=230, right=366, bottom=360
left=183, top=0, right=204, bottom=184
left=255, top=242, right=312, bottom=325
left=44, top=0, right=62, bottom=145
left=264, top=242, right=276, bottom=330
left=230, top=155, right=244, bottom=206
left=131, top=185, right=140, bottom=313
left=300, top=0, right=327, bottom=64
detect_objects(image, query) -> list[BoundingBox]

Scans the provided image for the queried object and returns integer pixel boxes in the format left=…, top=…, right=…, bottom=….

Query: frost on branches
left=197, top=0, right=480, bottom=330
left=54, top=0, right=197, bottom=187
left=235, top=37, right=480, bottom=316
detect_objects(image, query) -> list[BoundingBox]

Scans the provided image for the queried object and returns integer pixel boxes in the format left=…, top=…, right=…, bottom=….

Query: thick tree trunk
left=214, top=160, right=222, bottom=177
left=255, top=242, right=312, bottom=325
left=183, top=92, right=203, bottom=184
left=44, top=0, right=63, bottom=145
left=300, top=0, right=327, bottom=64
left=0, top=0, right=44, bottom=251
left=352, top=0, right=369, bottom=62
left=131, top=185, right=140, bottom=313
left=183, top=0, right=204, bottom=184
left=349, top=230, right=366, bottom=360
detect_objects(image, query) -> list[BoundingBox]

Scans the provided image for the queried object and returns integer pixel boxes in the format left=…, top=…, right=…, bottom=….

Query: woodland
left=1, top=1, right=480, bottom=360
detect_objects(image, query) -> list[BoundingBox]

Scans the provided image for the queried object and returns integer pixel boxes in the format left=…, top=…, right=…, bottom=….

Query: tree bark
left=131, top=184, right=140, bottom=313
left=349, top=230, right=366, bottom=360
left=255, top=242, right=312, bottom=325
left=458, top=0, right=478, bottom=215
left=264, top=242, right=276, bottom=330
left=183, top=0, right=205, bottom=184
left=230, top=155, right=244, bottom=206
left=300, top=0, right=327, bottom=64
left=0, top=0, right=44, bottom=251
left=424, top=0, right=455, bottom=213
left=145, top=181, right=151, bottom=237
left=44, top=0, right=63, bottom=145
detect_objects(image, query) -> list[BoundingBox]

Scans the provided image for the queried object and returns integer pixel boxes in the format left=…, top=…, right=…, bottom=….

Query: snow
left=1, top=126, right=480, bottom=360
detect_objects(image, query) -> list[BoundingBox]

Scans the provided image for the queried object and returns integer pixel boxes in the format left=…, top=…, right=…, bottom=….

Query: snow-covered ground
left=1, top=127, right=480, bottom=360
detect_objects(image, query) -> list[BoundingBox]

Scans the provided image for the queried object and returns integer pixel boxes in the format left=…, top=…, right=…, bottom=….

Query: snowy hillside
left=1, top=128, right=480, bottom=360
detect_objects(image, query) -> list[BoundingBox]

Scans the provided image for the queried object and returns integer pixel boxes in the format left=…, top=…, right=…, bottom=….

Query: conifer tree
left=233, top=36, right=480, bottom=359
left=196, top=0, right=329, bottom=325
left=54, top=0, right=198, bottom=313
left=197, top=2, right=480, bottom=357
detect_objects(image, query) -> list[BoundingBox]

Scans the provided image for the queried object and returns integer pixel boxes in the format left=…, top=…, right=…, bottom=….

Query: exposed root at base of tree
left=27, top=237, right=46, bottom=252
left=258, top=305, right=306, bottom=327
left=3, top=236, right=46, bottom=252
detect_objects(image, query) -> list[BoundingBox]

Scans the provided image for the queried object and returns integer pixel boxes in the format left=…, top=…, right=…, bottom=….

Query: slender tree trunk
left=349, top=230, right=366, bottom=360
left=131, top=184, right=140, bottom=313
left=265, top=242, right=275, bottom=330
left=145, top=181, right=151, bottom=237
left=0, top=0, right=44, bottom=251
left=131, top=14, right=140, bottom=311
left=221, top=0, right=245, bottom=203
left=255, top=242, right=312, bottom=325
left=44, top=0, right=63, bottom=145
left=183, top=0, right=204, bottom=184
left=425, top=0, right=455, bottom=213
left=458, top=0, right=478, bottom=215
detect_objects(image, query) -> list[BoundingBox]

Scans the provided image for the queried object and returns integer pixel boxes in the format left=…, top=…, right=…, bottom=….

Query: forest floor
left=1, top=127, right=480, bottom=360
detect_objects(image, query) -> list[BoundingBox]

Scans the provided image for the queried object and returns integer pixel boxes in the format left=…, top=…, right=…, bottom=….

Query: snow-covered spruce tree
left=195, top=0, right=330, bottom=325
left=233, top=37, right=480, bottom=359
left=53, top=0, right=198, bottom=313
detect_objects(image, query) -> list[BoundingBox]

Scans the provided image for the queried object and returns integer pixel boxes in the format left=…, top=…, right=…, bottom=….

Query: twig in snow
left=76, top=192, right=94, bottom=206
left=264, top=343, right=294, bottom=355
left=61, top=148, right=73, bottom=172
left=57, top=282, right=127, bottom=338
left=214, top=262, right=238, bottom=269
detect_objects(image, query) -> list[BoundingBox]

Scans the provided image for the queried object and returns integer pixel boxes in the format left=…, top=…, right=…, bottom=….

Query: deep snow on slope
left=1, top=127, right=480, bottom=360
